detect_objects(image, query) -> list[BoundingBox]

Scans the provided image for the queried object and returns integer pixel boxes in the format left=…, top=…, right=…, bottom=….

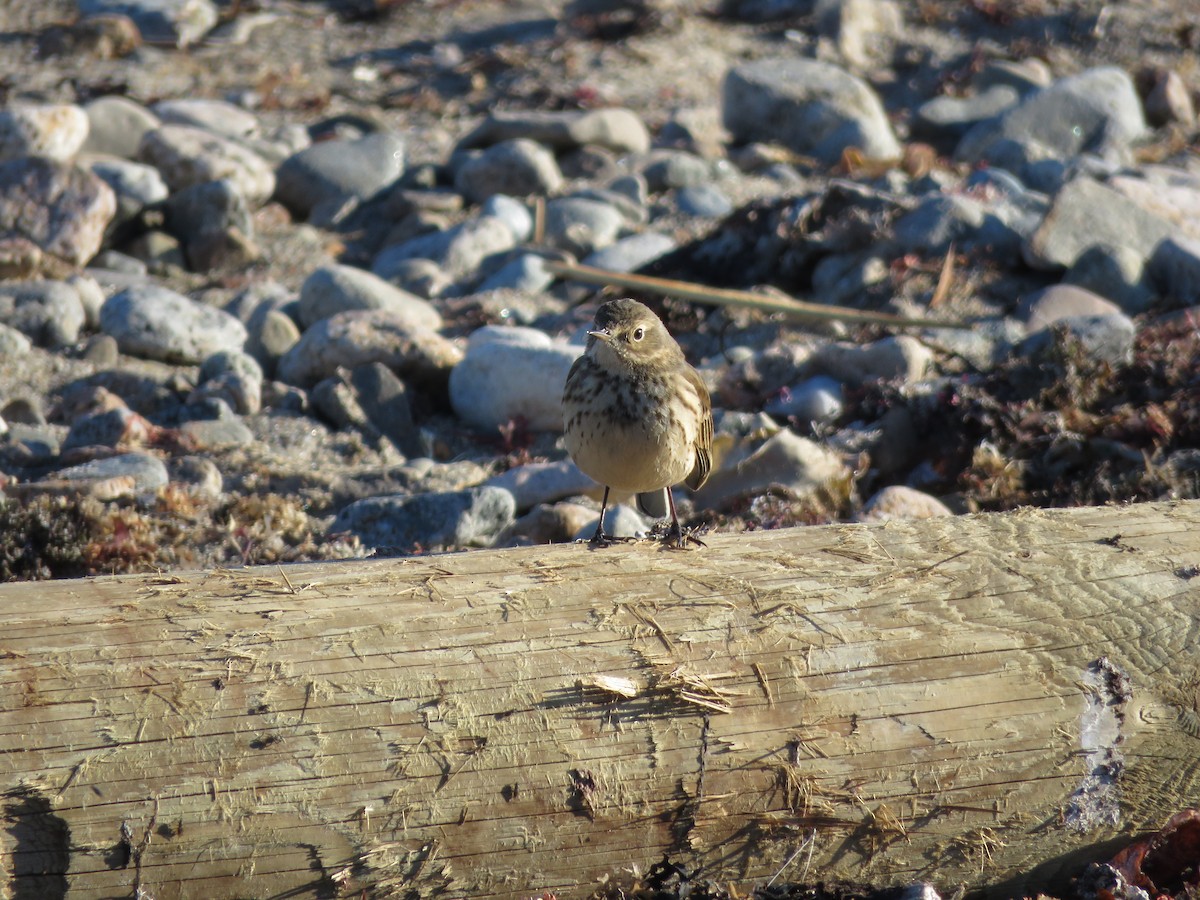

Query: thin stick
left=765, top=828, right=817, bottom=887
left=543, top=259, right=971, bottom=329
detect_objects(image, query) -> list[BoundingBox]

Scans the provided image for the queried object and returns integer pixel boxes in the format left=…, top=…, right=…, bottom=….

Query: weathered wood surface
left=2, top=501, right=1200, bottom=900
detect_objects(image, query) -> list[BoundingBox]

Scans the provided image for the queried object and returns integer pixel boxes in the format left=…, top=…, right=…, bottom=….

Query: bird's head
left=586, top=298, right=679, bottom=369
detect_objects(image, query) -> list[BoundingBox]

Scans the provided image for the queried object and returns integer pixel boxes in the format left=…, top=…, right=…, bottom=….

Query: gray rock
left=811, top=252, right=889, bottom=305
left=1023, top=177, right=1175, bottom=270
left=348, top=361, right=422, bottom=457
left=2, top=397, right=45, bottom=425
left=543, top=197, right=625, bottom=256
left=180, top=417, right=256, bottom=449
left=247, top=308, right=301, bottom=373
left=454, top=139, right=563, bottom=204
left=857, top=485, right=953, bottom=522
left=387, top=187, right=464, bottom=220
left=299, top=264, right=441, bottom=330
left=1107, top=169, right=1200, bottom=242
left=125, top=230, right=187, bottom=269
left=372, top=215, right=517, bottom=285
left=659, top=105, right=729, bottom=160
left=167, top=455, right=225, bottom=498
left=582, top=231, right=677, bottom=273
left=0, top=322, right=33, bottom=357
left=87, top=156, right=170, bottom=224
left=694, top=428, right=849, bottom=510
left=457, top=108, right=650, bottom=155
left=1021, top=313, right=1137, bottom=369
left=331, top=486, right=516, bottom=553
left=81, top=333, right=120, bottom=366
left=675, top=184, right=733, bottom=218
left=956, top=67, right=1147, bottom=169
left=0, top=103, right=89, bottom=162
left=608, top=173, right=648, bottom=205
left=480, top=194, right=533, bottom=243
left=1018, top=283, right=1136, bottom=368
left=274, top=131, right=405, bottom=220
left=1149, top=236, right=1200, bottom=307
left=641, top=150, right=713, bottom=192
left=161, top=178, right=257, bottom=270
left=1064, top=244, right=1156, bottom=313
left=921, top=318, right=1024, bottom=373
left=568, top=186, right=648, bottom=226
left=476, top=252, right=556, bottom=294
left=723, top=58, right=901, bottom=163
left=891, top=194, right=987, bottom=254
left=1018, top=284, right=1124, bottom=333
left=484, top=459, right=597, bottom=511
left=77, top=0, right=218, bottom=47
left=311, top=362, right=419, bottom=456
left=0, top=280, right=86, bottom=347
left=814, top=335, right=933, bottom=385
left=0, top=157, right=116, bottom=266
left=913, top=86, right=1021, bottom=145
left=53, top=451, right=169, bottom=495
left=152, top=98, right=260, bottom=141
left=973, top=58, right=1053, bottom=95
left=62, top=405, right=151, bottom=452
left=449, top=326, right=583, bottom=432
left=275, top=308, right=462, bottom=389
left=815, top=0, right=903, bottom=67
left=89, top=251, right=150, bottom=278
left=765, top=375, right=844, bottom=424
left=194, top=350, right=264, bottom=415
left=60, top=273, right=105, bottom=328
left=139, top=124, right=275, bottom=205
left=3, top=423, right=64, bottom=466
left=509, top=501, right=597, bottom=545
left=1143, top=68, right=1195, bottom=127
left=101, top=284, right=248, bottom=363
left=381, top=258, right=455, bottom=299
left=81, top=95, right=160, bottom=159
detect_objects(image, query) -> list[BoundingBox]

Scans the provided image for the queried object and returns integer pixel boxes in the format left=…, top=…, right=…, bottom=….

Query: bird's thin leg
left=589, top=486, right=611, bottom=546
left=663, top=489, right=704, bottom=549
left=665, top=489, right=684, bottom=548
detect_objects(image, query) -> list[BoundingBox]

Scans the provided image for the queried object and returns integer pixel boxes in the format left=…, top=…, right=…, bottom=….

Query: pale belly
left=563, top=400, right=696, bottom=493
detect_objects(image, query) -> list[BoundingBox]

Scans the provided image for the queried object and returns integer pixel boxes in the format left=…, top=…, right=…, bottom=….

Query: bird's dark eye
left=632, top=327, right=645, bottom=341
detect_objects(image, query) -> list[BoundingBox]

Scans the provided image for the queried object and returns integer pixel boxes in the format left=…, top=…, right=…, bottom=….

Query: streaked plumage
left=562, top=298, right=713, bottom=547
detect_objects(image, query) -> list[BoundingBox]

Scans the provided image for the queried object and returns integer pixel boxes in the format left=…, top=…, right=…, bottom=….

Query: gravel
left=0, top=0, right=1197, bottom=586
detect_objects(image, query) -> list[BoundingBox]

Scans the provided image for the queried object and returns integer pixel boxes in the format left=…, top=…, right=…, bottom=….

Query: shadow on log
left=2, top=500, right=1200, bottom=899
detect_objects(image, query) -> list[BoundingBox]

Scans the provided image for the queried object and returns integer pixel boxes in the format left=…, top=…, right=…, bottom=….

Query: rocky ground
left=1, top=0, right=1198, bottom=584
left=1, top=1, right=1199, bottom=896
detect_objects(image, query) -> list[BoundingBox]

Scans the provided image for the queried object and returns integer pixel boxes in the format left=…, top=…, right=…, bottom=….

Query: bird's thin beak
left=587, top=329, right=612, bottom=342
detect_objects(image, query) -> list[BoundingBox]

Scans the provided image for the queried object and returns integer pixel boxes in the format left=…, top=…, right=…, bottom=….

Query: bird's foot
left=584, top=529, right=635, bottom=549
left=655, top=521, right=707, bottom=550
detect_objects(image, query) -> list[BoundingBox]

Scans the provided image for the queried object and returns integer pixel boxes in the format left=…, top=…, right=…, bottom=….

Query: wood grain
left=2, top=500, right=1199, bottom=899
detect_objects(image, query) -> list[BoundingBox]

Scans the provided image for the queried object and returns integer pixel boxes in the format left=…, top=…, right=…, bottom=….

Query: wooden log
left=2, top=500, right=1200, bottom=899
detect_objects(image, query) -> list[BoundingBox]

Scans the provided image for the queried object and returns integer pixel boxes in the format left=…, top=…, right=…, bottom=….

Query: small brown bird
left=562, top=298, right=713, bottom=547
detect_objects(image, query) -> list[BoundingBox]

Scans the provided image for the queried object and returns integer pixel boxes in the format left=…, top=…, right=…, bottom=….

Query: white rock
left=450, top=326, right=583, bottom=432
left=484, top=459, right=597, bottom=511
left=815, top=335, right=932, bottom=385
left=152, top=98, right=261, bottom=141
left=0, top=103, right=89, bottom=162
left=723, top=58, right=901, bottom=163
left=139, top=124, right=275, bottom=205
left=298, top=264, right=442, bottom=330
left=857, top=485, right=953, bottom=522
left=694, top=428, right=849, bottom=509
